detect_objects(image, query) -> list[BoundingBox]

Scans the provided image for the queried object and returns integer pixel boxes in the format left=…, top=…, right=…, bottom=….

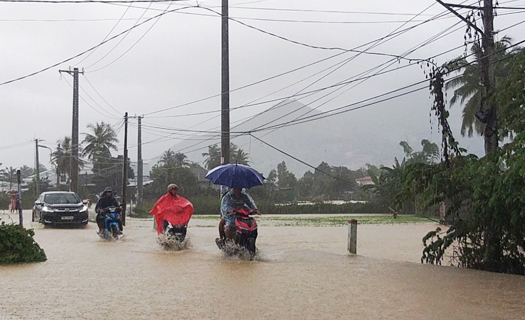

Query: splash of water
left=157, top=233, right=192, bottom=251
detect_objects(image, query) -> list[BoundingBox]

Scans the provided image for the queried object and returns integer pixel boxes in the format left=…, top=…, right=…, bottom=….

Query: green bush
left=0, top=221, right=47, bottom=264
left=0, top=193, right=8, bottom=210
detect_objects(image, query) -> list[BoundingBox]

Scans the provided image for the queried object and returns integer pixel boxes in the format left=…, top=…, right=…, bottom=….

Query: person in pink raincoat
left=150, top=184, right=194, bottom=235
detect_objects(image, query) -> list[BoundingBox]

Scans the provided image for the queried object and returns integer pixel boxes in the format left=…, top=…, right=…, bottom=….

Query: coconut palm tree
left=444, top=37, right=515, bottom=137
left=174, top=152, right=191, bottom=168
left=82, top=122, right=119, bottom=161
left=231, top=148, right=249, bottom=165
left=202, top=144, right=221, bottom=170
left=52, top=137, right=72, bottom=177
left=202, top=143, right=250, bottom=169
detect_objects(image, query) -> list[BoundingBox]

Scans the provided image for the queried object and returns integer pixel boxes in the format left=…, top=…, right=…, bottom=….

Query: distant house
left=190, top=167, right=209, bottom=184
left=356, top=176, right=374, bottom=186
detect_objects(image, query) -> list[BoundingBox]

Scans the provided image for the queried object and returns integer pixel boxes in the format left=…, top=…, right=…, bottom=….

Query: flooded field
left=1, top=211, right=524, bottom=319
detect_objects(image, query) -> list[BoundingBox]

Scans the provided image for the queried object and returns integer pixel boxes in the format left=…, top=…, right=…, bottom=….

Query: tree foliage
left=148, top=150, right=199, bottom=197
left=400, top=47, right=525, bottom=275
left=202, top=143, right=250, bottom=170
left=364, top=140, right=439, bottom=213
left=0, top=221, right=47, bottom=264
left=444, top=37, right=516, bottom=136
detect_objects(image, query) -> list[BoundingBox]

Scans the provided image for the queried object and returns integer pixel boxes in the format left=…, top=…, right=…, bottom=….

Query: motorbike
left=216, top=208, right=258, bottom=259
left=98, top=206, right=122, bottom=240
left=158, top=222, right=188, bottom=250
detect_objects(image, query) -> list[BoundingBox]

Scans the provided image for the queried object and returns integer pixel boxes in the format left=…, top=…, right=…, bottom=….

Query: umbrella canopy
left=205, top=164, right=264, bottom=189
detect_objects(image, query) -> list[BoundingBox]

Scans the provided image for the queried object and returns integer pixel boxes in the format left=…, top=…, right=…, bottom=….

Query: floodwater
left=1, top=211, right=524, bottom=320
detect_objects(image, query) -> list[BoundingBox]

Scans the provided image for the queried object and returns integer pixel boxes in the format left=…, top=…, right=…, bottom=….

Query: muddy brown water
left=1, top=211, right=524, bottom=319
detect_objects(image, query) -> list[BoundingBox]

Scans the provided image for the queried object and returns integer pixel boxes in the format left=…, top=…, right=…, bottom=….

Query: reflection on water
left=1, top=212, right=524, bottom=320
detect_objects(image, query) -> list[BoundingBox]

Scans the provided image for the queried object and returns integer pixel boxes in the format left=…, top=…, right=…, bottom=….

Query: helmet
left=103, top=187, right=114, bottom=193
left=167, top=184, right=179, bottom=192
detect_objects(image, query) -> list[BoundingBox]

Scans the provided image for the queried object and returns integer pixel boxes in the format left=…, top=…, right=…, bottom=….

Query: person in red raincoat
left=150, top=184, right=194, bottom=235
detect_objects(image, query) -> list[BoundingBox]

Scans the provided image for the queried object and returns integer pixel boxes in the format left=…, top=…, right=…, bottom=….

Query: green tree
left=202, top=143, right=249, bottom=169
left=82, top=122, right=118, bottom=161
left=395, top=48, right=525, bottom=275
left=202, top=145, right=221, bottom=170
left=231, top=147, right=249, bottom=165
left=149, top=151, right=198, bottom=196
left=276, top=161, right=297, bottom=189
left=444, top=38, right=515, bottom=136
left=52, top=137, right=72, bottom=182
left=91, top=155, right=134, bottom=196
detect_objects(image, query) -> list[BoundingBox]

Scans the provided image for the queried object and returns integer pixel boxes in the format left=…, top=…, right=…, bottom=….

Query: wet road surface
left=1, top=211, right=524, bottom=319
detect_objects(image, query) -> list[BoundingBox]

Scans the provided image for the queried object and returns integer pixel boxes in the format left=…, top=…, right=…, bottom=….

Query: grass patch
left=190, top=214, right=432, bottom=227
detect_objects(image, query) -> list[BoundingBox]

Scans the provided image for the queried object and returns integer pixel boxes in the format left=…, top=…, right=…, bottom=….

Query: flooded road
left=1, top=211, right=524, bottom=319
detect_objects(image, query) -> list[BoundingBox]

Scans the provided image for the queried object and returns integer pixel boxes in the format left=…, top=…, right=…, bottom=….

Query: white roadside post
left=348, top=219, right=357, bottom=254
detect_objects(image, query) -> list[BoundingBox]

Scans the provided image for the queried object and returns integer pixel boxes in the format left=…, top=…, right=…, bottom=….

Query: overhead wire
left=60, top=76, right=123, bottom=119
left=83, top=74, right=123, bottom=115
left=74, top=0, right=136, bottom=65
left=86, top=0, right=174, bottom=72
left=0, top=5, right=195, bottom=86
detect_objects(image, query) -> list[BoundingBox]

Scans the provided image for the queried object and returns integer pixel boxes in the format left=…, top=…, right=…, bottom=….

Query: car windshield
left=44, top=193, right=80, bottom=205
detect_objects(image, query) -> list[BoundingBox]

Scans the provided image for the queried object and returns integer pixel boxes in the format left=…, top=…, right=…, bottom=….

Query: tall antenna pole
left=221, top=0, right=230, bottom=165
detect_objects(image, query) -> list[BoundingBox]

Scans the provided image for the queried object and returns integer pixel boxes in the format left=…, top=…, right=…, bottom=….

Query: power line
left=82, top=74, right=123, bottom=115
left=86, top=1, right=172, bottom=72
left=142, top=5, right=455, bottom=117
left=0, top=5, right=194, bottom=86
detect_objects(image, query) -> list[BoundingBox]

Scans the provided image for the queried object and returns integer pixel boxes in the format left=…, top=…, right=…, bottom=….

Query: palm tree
left=52, top=137, right=72, bottom=178
left=231, top=148, right=249, bottom=165
left=202, top=144, right=221, bottom=170
left=202, top=143, right=250, bottom=169
left=159, top=149, right=177, bottom=167
left=174, top=152, right=191, bottom=168
left=82, top=122, right=118, bottom=161
left=444, top=37, right=515, bottom=137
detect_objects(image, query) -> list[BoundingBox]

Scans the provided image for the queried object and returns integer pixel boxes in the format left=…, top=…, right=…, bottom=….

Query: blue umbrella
left=205, top=164, right=265, bottom=189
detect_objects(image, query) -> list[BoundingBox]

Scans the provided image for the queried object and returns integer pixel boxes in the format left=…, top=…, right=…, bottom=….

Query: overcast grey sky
left=1, top=0, right=524, bottom=175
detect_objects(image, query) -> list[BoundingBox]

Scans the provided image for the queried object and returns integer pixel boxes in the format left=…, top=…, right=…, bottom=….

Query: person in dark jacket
left=95, top=187, right=122, bottom=235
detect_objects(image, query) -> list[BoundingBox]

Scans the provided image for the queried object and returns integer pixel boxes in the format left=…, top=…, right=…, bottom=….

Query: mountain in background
left=170, top=98, right=435, bottom=177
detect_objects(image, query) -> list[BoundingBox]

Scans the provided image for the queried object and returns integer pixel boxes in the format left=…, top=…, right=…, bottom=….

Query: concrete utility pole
left=121, top=112, right=128, bottom=226
left=56, top=143, right=61, bottom=189
left=482, top=0, right=497, bottom=153
left=59, top=67, right=84, bottom=192
left=137, top=116, right=143, bottom=206
left=435, top=0, right=497, bottom=154
left=221, top=0, right=230, bottom=165
left=16, top=169, right=22, bottom=228
left=35, top=139, right=40, bottom=196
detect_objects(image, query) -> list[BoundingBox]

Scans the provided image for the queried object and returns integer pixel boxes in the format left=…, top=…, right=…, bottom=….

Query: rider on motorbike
left=95, top=187, right=122, bottom=235
left=218, top=188, right=260, bottom=244
left=149, top=184, right=194, bottom=235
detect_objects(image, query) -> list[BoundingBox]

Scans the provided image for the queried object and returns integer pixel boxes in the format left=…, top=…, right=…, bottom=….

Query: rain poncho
left=150, top=194, right=194, bottom=235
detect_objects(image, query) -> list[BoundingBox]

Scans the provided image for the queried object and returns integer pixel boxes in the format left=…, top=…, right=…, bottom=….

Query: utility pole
left=59, top=67, right=84, bottom=192
left=121, top=112, right=128, bottom=226
left=137, top=116, right=143, bottom=206
left=482, top=0, right=497, bottom=153
left=221, top=0, right=230, bottom=165
left=436, top=0, right=497, bottom=154
left=56, top=143, right=61, bottom=190
left=35, top=139, right=40, bottom=196
left=16, top=169, right=22, bottom=228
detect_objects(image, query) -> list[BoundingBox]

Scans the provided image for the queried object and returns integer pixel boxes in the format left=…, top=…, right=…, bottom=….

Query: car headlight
left=79, top=205, right=88, bottom=213
left=42, top=206, right=54, bottom=213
